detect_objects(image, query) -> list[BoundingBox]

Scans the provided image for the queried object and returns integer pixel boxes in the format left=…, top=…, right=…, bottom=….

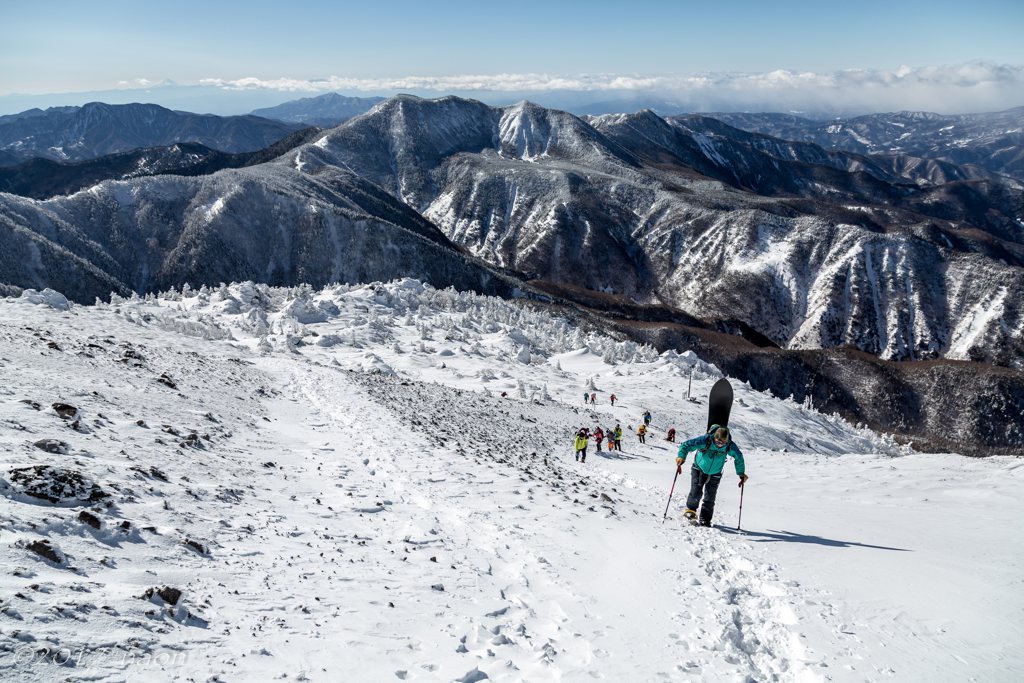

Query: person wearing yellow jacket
left=637, top=424, right=647, bottom=444
left=574, top=431, right=589, bottom=463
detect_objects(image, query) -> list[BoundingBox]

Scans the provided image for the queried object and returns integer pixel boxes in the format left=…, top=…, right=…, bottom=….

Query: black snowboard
left=706, top=378, right=733, bottom=432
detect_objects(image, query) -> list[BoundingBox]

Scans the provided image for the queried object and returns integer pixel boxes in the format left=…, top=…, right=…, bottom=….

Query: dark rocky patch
left=8, top=466, right=108, bottom=504
left=51, top=403, right=77, bottom=420
left=78, top=510, right=101, bottom=529
left=26, top=540, right=61, bottom=564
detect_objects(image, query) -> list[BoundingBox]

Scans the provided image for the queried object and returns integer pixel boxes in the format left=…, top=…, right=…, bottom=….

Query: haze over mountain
left=703, top=106, right=1024, bottom=180
left=0, top=102, right=308, bottom=165
left=250, top=93, right=385, bottom=127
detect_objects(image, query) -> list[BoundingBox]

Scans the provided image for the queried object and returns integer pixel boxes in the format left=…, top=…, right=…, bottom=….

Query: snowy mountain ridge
left=2, top=279, right=1020, bottom=682
left=277, top=95, right=1024, bottom=368
left=0, top=102, right=309, bottom=165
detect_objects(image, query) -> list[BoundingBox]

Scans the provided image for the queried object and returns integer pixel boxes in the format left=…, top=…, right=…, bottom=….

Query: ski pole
left=662, top=465, right=681, bottom=523
left=737, top=481, right=745, bottom=531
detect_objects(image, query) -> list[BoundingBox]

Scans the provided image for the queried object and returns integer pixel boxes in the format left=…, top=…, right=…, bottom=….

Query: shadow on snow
left=718, top=528, right=912, bottom=552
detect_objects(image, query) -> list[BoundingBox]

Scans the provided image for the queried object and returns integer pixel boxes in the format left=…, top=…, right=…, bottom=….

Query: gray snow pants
left=686, top=466, right=722, bottom=523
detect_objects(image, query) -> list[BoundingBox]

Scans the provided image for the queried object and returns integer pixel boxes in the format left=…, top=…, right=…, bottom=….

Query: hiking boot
left=698, top=519, right=713, bottom=527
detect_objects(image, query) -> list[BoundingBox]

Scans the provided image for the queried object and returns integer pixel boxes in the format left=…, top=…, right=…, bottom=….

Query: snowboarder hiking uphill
left=594, top=427, right=605, bottom=452
left=638, top=424, right=646, bottom=444
left=676, top=425, right=747, bottom=527
left=590, top=393, right=597, bottom=405
left=610, top=394, right=616, bottom=406
left=643, top=410, right=652, bottom=426
left=665, top=428, right=676, bottom=442
left=575, top=431, right=588, bottom=463
left=613, top=425, right=622, bottom=451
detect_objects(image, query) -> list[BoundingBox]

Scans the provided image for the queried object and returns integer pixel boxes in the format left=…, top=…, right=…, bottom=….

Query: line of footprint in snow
left=291, top=362, right=833, bottom=682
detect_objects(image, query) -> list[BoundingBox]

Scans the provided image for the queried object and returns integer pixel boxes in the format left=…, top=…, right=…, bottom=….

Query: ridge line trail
left=261, top=359, right=829, bottom=681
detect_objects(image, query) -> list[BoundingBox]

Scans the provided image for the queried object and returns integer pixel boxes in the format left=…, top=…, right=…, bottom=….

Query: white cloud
left=196, top=63, right=1024, bottom=114
left=200, top=62, right=1024, bottom=94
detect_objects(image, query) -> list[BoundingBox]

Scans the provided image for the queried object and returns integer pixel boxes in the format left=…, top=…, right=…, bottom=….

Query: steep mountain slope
left=0, top=127, right=326, bottom=200
left=275, top=96, right=1024, bottom=369
left=0, top=102, right=308, bottom=163
left=704, top=107, right=1024, bottom=179
left=0, top=165, right=526, bottom=304
left=250, top=92, right=385, bottom=127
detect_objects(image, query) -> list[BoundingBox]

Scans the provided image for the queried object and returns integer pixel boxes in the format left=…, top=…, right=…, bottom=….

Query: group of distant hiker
left=583, top=392, right=617, bottom=406
left=574, top=424, right=624, bottom=462
left=570, top=394, right=748, bottom=528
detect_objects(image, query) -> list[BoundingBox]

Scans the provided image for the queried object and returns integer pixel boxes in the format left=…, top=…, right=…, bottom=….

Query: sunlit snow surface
left=1, top=281, right=1021, bottom=682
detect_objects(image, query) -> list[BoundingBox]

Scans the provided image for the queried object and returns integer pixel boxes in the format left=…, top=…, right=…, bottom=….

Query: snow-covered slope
left=2, top=281, right=1021, bottom=682
left=0, top=165, right=523, bottom=304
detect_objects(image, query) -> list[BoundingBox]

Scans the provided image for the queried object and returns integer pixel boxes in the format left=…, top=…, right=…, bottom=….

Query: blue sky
left=2, top=0, right=1023, bottom=114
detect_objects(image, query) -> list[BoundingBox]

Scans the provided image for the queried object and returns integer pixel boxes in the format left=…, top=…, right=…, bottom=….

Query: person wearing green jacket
left=675, top=424, right=748, bottom=526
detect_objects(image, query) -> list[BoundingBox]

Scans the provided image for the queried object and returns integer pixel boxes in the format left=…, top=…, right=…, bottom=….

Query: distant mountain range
left=250, top=93, right=385, bottom=127
left=703, top=107, right=1024, bottom=180
left=0, top=102, right=308, bottom=165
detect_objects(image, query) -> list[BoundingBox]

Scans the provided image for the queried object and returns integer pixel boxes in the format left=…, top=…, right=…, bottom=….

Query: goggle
left=713, top=439, right=727, bottom=447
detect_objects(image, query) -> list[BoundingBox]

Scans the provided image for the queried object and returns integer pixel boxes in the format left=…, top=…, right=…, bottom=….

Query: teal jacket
left=677, top=429, right=745, bottom=476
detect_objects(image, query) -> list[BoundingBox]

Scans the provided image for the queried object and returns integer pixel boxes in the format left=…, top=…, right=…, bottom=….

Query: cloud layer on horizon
left=199, top=62, right=1024, bottom=114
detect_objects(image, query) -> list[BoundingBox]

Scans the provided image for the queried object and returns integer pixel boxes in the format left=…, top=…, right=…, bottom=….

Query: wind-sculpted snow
left=0, top=164, right=525, bottom=304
